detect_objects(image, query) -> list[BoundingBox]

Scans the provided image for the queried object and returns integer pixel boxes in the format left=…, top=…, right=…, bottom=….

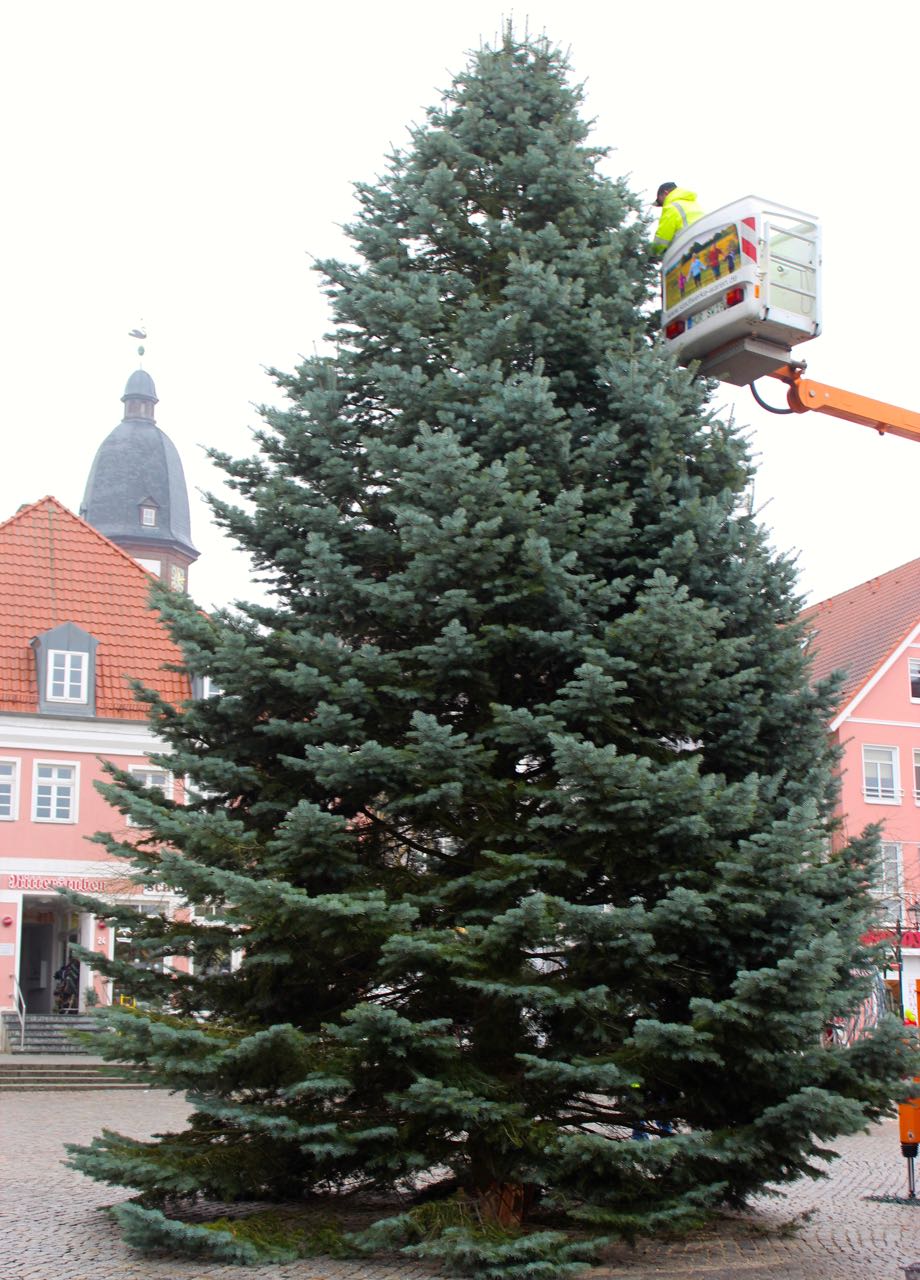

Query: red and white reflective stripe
left=741, top=216, right=757, bottom=262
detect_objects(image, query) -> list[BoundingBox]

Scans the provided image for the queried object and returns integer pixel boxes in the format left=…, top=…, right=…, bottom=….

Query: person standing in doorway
left=54, top=955, right=79, bottom=1013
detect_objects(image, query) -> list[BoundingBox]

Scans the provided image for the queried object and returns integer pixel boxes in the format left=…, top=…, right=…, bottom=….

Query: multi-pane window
left=141, top=506, right=157, bottom=527
left=114, top=903, right=167, bottom=981
left=127, top=767, right=171, bottom=827
left=877, top=842, right=903, bottom=922
left=47, top=650, right=88, bottom=703
left=910, top=658, right=920, bottom=701
left=33, top=626, right=96, bottom=716
left=863, top=745, right=899, bottom=802
left=33, top=762, right=77, bottom=822
left=0, top=759, right=19, bottom=819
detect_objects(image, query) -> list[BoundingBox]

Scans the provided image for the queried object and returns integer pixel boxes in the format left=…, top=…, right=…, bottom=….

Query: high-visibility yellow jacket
left=652, top=188, right=704, bottom=254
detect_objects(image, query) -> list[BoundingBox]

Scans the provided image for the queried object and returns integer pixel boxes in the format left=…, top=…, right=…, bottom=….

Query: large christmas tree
left=69, top=31, right=910, bottom=1279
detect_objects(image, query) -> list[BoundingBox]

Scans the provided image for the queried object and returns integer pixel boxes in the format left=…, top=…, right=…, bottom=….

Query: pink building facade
left=0, top=721, right=187, bottom=1015
left=803, top=561, right=920, bottom=1021
left=0, top=369, right=200, bottom=1027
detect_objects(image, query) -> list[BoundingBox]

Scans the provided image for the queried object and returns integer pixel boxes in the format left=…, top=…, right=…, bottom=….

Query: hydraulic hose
left=750, top=380, right=794, bottom=415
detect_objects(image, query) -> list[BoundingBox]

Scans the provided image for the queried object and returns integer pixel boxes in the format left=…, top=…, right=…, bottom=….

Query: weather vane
left=128, top=321, right=147, bottom=362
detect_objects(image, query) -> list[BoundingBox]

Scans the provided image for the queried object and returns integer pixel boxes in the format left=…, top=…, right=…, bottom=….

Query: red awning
left=863, top=929, right=920, bottom=948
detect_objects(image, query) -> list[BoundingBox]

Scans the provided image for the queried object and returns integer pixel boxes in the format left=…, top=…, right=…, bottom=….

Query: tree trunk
left=476, top=1180, right=536, bottom=1227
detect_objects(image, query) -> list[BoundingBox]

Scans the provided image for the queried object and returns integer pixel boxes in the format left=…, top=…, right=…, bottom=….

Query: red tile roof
left=0, top=497, right=190, bottom=719
left=800, top=557, right=920, bottom=711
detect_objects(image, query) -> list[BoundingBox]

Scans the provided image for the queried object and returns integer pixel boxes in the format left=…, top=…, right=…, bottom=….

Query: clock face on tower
left=170, top=564, right=187, bottom=591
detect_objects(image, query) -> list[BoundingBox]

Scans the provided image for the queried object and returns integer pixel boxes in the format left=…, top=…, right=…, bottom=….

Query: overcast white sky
left=2, top=1, right=917, bottom=612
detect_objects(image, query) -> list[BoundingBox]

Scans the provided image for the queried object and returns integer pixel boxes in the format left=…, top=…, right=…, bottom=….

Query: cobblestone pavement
left=0, top=1087, right=918, bottom=1279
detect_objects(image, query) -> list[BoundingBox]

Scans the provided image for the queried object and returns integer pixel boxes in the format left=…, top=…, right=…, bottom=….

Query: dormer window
left=31, top=622, right=98, bottom=718
left=48, top=649, right=88, bottom=702
left=139, top=497, right=159, bottom=528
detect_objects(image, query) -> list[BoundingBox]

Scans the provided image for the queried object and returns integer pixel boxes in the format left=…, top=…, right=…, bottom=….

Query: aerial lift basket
left=660, top=195, right=821, bottom=386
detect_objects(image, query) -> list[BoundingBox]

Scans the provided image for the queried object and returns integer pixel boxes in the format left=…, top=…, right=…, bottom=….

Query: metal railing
left=11, top=975, right=26, bottom=1050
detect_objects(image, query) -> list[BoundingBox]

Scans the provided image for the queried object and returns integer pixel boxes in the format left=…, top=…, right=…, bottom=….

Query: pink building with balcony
left=802, top=560, right=920, bottom=1020
left=0, top=368, right=199, bottom=1024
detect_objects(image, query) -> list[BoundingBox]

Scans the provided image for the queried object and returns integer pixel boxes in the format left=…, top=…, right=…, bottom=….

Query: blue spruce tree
left=68, top=30, right=911, bottom=1280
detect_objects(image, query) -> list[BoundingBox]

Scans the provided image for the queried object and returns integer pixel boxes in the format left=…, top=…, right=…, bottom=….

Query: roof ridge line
left=0, top=496, right=165, bottom=583
left=805, top=553, right=920, bottom=613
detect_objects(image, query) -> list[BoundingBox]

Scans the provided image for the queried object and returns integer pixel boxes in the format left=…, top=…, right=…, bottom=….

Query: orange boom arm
left=769, top=366, right=920, bottom=445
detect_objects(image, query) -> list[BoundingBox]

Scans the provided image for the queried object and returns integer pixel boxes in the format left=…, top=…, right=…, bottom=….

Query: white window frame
left=183, top=773, right=219, bottom=805
left=910, top=658, right=920, bottom=703
left=32, top=760, right=79, bottom=824
left=0, top=757, right=20, bottom=820
left=913, top=748, right=920, bottom=805
left=862, top=745, right=901, bottom=804
left=141, top=506, right=157, bottom=527
left=127, top=765, right=173, bottom=828
left=876, top=841, right=904, bottom=922
left=46, top=649, right=88, bottom=704
left=115, top=901, right=167, bottom=973
left=190, top=674, right=222, bottom=703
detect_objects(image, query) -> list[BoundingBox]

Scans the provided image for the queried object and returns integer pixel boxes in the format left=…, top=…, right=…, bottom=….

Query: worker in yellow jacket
left=652, top=182, right=704, bottom=253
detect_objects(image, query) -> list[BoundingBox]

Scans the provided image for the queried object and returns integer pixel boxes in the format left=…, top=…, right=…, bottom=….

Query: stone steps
left=0, top=1079, right=146, bottom=1091
left=2, top=1011, right=103, bottom=1054
left=0, top=1058, right=148, bottom=1091
left=0, top=1012, right=148, bottom=1088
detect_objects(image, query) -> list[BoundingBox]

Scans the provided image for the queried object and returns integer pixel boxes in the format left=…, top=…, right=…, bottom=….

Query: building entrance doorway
left=18, top=898, right=78, bottom=1013
left=20, top=922, right=54, bottom=1013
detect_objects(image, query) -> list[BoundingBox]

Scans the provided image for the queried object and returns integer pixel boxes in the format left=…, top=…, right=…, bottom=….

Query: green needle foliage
left=67, top=29, right=913, bottom=1278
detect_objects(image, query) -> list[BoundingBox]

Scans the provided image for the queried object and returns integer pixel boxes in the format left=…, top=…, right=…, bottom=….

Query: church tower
left=80, top=369, right=199, bottom=591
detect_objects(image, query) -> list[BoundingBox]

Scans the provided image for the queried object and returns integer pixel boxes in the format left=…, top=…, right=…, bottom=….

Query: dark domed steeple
left=122, top=368, right=158, bottom=407
left=81, top=369, right=199, bottom=590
